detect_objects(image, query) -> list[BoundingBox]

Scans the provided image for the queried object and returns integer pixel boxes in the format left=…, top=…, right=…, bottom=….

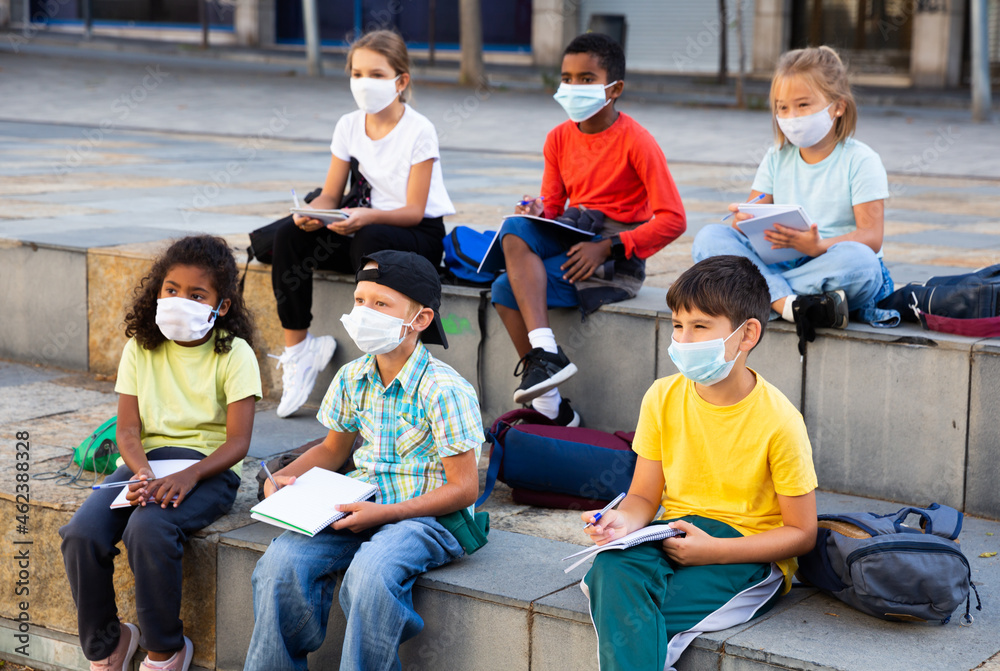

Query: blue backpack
left=443, top=226, right=498, bottom=285
left=797, top=503, right=982, bottom=624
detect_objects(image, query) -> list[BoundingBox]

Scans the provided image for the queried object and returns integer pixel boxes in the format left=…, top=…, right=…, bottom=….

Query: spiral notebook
left=561, top=525, right=686, bottom=573
left=250, top=467, right=378, bottom=536
left=735, top=203, right=812, bottom=265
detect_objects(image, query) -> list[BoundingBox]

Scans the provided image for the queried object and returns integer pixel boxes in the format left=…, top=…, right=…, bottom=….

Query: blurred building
left=2, top=0, right=998, bottom=88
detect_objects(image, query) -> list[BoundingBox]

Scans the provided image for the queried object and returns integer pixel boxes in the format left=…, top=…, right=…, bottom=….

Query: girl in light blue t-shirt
left=693, top=46, right=898, bottom=351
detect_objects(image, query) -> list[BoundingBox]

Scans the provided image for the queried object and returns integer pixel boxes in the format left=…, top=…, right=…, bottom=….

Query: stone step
left=2, top=238, right=997, bottom=519
left=4, top=491, right=999, bottom=671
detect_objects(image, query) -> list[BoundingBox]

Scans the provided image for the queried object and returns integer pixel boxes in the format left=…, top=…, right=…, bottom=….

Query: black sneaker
left=791, top=290, right=849, bottom=356
left=552, top=397, right=581, bottom=427
left=512, top=346, right=578, bottom=404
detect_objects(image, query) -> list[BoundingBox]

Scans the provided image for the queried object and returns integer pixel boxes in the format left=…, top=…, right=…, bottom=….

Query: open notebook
left=289, top=207, right=350, bottom=225
left=477, top=214, right=595, bottom=275
left=109, top=459, right=199, bottom=509
left=736, top=203, right=812, bottom=265
left=561, top=525, right=686, bottom=573
left=250, top=467, right=378, bottom=537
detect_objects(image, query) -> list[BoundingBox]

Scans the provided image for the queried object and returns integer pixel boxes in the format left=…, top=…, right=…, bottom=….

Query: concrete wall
left=531, top=0, right=580, bottom=68
left=752, top=0, right=790, bottom=76
left=911, top=0, right=968, bottom=88
left=0, top=243, right=89, bottom=371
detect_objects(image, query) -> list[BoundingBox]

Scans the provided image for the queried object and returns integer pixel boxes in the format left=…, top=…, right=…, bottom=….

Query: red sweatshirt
left=540, top=112, right=686, bottom=260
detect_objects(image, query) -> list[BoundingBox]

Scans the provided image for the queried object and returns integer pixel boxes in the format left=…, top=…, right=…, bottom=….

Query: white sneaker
left=270, top=335, right=337, bottom=418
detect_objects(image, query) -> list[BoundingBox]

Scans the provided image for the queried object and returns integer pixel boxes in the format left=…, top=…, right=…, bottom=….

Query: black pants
left=59, top=447, right=240, bottom=660
left=271, top=217, right=445, bottom=330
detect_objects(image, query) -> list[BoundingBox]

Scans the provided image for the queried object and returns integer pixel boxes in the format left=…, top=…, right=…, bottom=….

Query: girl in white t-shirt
left=270, top=30, right=455, bottom=418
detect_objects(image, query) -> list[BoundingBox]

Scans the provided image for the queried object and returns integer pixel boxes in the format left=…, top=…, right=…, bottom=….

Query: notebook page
left=250, top=467, right=378, bottom=536
left=109, top=459, right=200, bottom=509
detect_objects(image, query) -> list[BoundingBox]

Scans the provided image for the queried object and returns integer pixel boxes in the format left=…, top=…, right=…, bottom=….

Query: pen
left=517, top=196, right=545, bottom=207
left=584, top=492, right=627, bottom=529
left=291, top=188, right=301, bottom=209
left=92, top=477, right=154, bottom=490
left=721, top=192, right=766, bottom=221
left=260, top=460, right=281, bottom=492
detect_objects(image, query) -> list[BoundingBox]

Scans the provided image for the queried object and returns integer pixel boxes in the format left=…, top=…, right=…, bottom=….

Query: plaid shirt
left=318, top=342, right=483, bottom=505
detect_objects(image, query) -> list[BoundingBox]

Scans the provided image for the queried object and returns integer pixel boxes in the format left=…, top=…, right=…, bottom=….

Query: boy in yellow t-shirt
left=581, top=255, right=818, bottom=671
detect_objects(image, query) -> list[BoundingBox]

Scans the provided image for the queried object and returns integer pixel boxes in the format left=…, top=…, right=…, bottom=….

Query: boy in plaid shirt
left=245, top=251, right=484, bottom=671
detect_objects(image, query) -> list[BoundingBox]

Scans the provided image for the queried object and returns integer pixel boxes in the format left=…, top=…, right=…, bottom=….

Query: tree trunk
left=718, top=0, right=728, bottom=85
left=459, top=0, right=484, bottom=86
left=735, top=0, right=746, bottom=109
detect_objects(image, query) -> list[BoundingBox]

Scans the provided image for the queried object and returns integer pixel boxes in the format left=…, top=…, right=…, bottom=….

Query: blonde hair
left=770, top=46, right=857, bottom=148
left=346, top=30, right=411, bottom=103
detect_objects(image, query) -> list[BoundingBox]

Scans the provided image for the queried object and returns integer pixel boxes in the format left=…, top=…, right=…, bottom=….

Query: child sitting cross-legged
left=581, top=255, right=818, bottom=671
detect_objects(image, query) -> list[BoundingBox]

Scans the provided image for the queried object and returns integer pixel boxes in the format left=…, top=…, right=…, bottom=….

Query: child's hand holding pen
left=261, top=461, right=296, bottom=499
left=124, top=468, right=155, bottom=507
left=581, top=492, right=628, bottom=546
left=514, top=194, right=544, bottom=216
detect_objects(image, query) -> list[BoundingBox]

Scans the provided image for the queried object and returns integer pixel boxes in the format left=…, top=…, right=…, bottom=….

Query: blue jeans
left=490, top=216, right=587, bottom=310
left=244, top=517, right=463, bottom=671
left=692, top=224, right=884, bottom=317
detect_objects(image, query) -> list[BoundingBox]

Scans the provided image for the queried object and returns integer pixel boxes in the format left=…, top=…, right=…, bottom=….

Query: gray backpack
left=796, top=503, right=982, bottom=624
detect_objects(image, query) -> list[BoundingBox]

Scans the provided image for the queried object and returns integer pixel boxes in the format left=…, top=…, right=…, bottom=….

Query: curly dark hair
left=564, top=33, right=626, bottom=83
left=124, top=235, right=256, bottom=353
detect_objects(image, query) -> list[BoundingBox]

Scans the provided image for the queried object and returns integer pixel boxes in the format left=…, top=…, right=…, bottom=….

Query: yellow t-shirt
left=632, top=369, right=818, bottom=592
left=114, top=333, right=262, bottom=476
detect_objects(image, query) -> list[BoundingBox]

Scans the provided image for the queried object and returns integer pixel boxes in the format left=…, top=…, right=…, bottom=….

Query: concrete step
left=4, top=491, right=998, bottom=671
left=2, top=237, right=998, bottom=519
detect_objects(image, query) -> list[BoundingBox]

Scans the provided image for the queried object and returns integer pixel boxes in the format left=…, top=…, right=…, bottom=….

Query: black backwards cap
left=356, top=250, right=448, bottom=348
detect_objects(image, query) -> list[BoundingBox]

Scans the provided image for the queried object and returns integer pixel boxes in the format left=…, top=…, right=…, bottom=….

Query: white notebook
left=736, top=203, right=812, bottom=265
left=561, top=525, right=686, bottom=573
left=477, top=214, right=595, bottom=275
left=289, top=207, right=350, bottom=224
left=250, top=467, right=378, bottom=537
left=109, top=459, right=199, bottom=509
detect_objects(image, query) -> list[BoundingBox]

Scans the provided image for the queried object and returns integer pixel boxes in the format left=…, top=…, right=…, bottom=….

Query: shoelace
left=512, top=349, right=541, bottom=378
left=267, top=351, right=297, bottom=383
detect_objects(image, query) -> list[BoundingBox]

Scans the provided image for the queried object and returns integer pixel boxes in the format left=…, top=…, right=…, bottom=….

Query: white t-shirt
left=330, top=104, right=455, bottom=219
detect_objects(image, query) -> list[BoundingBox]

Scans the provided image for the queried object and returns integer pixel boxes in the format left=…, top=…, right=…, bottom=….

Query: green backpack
left=73, top=416, right=119, bottom=473
left=35, top=416, right=119, bottom=488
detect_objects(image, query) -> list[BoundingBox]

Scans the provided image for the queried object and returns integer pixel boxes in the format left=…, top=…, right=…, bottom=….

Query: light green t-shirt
left=114, top=332, right=262, bottom=476
left=752, top=137, right=889, bottom=255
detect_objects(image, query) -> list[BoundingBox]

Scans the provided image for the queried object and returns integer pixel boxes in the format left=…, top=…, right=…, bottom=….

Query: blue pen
left=584, top=491, right=627, bottom=529
left=291, top=188, right=301, bottom=209
left=721, top=192, right=766, bottom=221
left=92, top=477, right=154, bottom=490
left=517, top=195, right=545, bottom=207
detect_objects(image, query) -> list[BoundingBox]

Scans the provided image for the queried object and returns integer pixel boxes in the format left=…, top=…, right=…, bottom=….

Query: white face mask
left=553, top=81, right=619, bottom=122
left=340, top=305, right=417, bottom=355
left=776, top=103, right=835, bottom=148
left=667, top=321, right=747, bottom=386
left=155, top=297, right=221, bottom=343
left=350, top=76, right=401, bottom=115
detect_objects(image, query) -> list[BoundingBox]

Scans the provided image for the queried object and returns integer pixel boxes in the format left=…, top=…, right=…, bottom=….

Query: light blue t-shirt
left=751, top=138, right=889, bottom=250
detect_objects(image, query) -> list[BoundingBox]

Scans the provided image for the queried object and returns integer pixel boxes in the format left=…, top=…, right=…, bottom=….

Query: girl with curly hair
left=60, top=235, right=262, bottom=671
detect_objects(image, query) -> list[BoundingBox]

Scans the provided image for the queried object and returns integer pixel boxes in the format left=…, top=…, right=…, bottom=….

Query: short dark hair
left=666, top=256, right=771, bottom=340
left=564, top=33, right=625, bottom=83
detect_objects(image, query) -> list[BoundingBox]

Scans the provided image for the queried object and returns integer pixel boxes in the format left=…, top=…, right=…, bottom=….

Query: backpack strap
left=885, top=503, right=963, bottom=540
left=474, top=409, right=556, bottom=508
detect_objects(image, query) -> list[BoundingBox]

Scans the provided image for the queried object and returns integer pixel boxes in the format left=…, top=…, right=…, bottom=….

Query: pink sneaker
left=138, top=636, right=193, bottom=671
left=90, top=622, right=139, bottom=671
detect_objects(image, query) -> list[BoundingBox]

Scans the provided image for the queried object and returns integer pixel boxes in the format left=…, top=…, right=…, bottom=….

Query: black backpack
left=878, top=264, right=1000, bottom=337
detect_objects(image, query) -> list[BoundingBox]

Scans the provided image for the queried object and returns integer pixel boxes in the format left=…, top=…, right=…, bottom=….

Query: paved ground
left=1, top=51, right=1000, bottom=289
